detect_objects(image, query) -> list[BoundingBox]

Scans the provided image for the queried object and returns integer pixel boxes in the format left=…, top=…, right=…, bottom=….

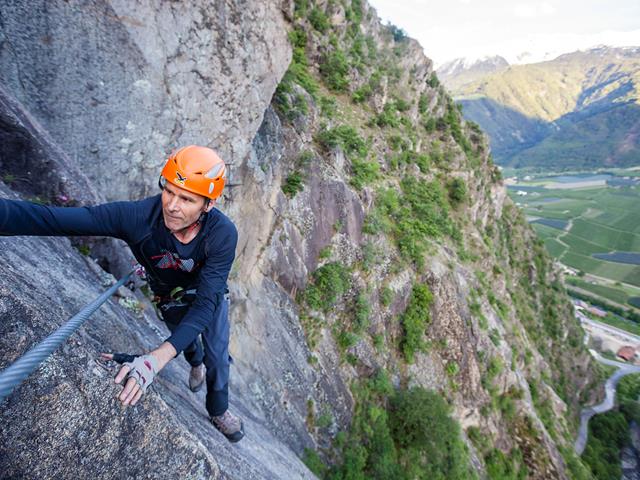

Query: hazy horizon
left=368, top=0, right=640, bottom=66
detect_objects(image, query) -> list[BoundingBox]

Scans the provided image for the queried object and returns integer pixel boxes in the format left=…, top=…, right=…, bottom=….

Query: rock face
left=0, top=0, right=291, bottom=200
left=1, top=1, right=597, bottom=479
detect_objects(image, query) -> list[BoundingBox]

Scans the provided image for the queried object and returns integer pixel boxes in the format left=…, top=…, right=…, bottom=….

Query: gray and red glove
left=123, top=354, right=159, bottom=394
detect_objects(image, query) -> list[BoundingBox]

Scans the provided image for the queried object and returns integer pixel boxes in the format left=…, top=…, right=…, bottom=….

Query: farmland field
left=593, top=252, right=640, bottom=265
left=508, top=171, right=640, bottom=314
left=531, top=218, right=568, bottom=230
left=565, top=278, right=629, bottom=304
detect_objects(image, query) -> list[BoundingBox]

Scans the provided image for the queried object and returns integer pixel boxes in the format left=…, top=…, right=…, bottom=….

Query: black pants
left=160, top=298, right=230, bottom=417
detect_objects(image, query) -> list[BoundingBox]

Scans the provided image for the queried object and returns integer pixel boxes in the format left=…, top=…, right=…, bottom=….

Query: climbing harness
left=153, top=286, right=198, bottom=311
left=0, top=270, right=133, bottom=403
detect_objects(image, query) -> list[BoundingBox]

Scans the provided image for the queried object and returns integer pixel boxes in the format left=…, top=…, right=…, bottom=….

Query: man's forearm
left=0, top=198, right=128, bottom=238
left=150, top=342, right=177, bottom=370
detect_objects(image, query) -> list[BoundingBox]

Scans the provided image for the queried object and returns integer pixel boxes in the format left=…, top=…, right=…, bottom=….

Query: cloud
left=513, top=2, right=556, bottom=18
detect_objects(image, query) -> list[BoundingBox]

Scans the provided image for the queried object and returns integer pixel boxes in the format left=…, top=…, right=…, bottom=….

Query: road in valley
left=574, top=316, right=640, bottom=455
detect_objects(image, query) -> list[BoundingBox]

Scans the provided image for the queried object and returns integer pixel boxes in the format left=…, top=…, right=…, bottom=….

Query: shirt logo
left=151, top=250, right=196, bottom=272
left=175, top=171, right=187, bottom=185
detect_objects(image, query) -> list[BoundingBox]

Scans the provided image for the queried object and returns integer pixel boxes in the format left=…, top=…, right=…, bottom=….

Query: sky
left=368, top=0, right=640, bottom=67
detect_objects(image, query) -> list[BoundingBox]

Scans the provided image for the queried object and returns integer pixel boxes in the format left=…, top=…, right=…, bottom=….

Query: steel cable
left=0, top=270, right=133, bottom=403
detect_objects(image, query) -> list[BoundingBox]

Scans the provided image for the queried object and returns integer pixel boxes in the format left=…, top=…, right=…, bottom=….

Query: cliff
left=0, top=1, right=599, bottom=478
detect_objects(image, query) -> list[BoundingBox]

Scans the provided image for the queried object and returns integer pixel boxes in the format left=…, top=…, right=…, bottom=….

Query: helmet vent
left=204, top=163, right=224, bottom=179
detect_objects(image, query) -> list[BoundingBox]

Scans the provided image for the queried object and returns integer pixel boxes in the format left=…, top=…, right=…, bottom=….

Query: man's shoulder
left=99, top=194, right=160, bottom=212
left=205, top=208, right=237, bottom=239
left=136, top=194, right=162, bottom=209
left=121, top=194, right=161, bottom=219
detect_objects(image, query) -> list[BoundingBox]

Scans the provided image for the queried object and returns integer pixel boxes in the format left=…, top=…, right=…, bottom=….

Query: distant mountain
left=437, top=55, right=509, bottom=91
left=441, top=46, right=640, bottom=171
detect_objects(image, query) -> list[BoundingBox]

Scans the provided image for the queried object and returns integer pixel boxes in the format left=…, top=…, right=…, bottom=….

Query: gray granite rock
left=0, top=0, right=291, bottom=201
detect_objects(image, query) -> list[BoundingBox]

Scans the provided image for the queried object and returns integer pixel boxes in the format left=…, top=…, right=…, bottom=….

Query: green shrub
left=304, top=263, right=351, bottom=312
left=273, top=75, right=295, bottom=118
left=484, top=448, right=527, bottom=479
left=316, top=125, right=368, bottom=158
left=374, top=103, right=400, bottom=128
left=560, top=446, right=593, bottom=480
left=352, top=84, right=372, bottom=103
left=617, top=374, right=640, bottom=404
left=467, top=426, right=487, bottom=452
left=288, top=26, right=306, bottom=49
left=387, top=134, right=407, bottom=151
left=446, top=361, right=459, bottom=377
left=423, top=116, right=436, bottom=133
left=582, top=410, right=629, bottom=480
left=418, top=94, right=429, bottom=114
left=282, top=171, right=305, bottom=198
left=391, top=151, right=430, bottom=173
left=294, top=0, right=308, bottom=18
left=320, top=49, right=350, bottom=92
left=447, top=177, right=467, bottom=207
left=415, top=153, right=430, bottom=173
left=444, top=100, right=473, bottom=154
left=486, top=356, right=503, bottom=382
left=273, top=50, right=318, bottom=120
left=337, top=330, right=359, bottom=350
left=365, top=35, right=377, bottom=61
left=362, top=209, right=390, bottom=236
left=289, top=62, right=319, bottom=97
left=401, top=283, right=433, bottom=363
left=427, top=72, right=440, bottom=88
left=75, top=244, right=91, bottom=256
left=387, top=23, right=407, bottom=42
left=318, top=245, right=331, bottom=260
left=388, top=388, right=476, bottom=479
left=369, top=369, right=393, bottom=395
left=302, top=448, right=327, bottom=477
left=497, top=393, right=516, bottom=420
left=319, top=96, right=337, bottom=118
left=380, top=286, right=394, bottom=307
left=345, top=0, right=363, bottom=24
left=361, top=241, right=381, bottom=271
left=350, top=159, right=380, bottom=190
left=370, top=177, right=452, bottom=267
left=394, top=97, right=411, bottom=112
left=349, top=34, right=366, bottom=65
left=317, top=409, right=333, bottom=429
left=396, top=177, right=452, bottom=264
left=322, top=382, right=476, bottom=479
left=288, top=27, right=307, bottom=65
left=308, top=7, right=329, bottom=32
left=354, top=292, right=370, bottom=332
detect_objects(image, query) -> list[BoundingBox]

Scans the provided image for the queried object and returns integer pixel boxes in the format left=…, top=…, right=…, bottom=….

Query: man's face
left=161, top=182, right=211, bottom=232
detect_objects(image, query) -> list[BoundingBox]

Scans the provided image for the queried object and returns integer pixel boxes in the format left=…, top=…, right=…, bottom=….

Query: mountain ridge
left=441, top=45, right=640, bottom=170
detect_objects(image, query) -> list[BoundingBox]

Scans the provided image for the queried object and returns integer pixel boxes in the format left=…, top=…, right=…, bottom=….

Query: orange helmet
left=160, top=145, right=226, bottom=200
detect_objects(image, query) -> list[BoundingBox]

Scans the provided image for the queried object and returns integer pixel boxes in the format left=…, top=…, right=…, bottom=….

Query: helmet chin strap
left=169, top=210, right=207, bottom=236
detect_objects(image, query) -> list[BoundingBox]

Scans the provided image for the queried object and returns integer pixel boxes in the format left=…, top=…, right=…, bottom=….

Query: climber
left=0, top=145, right=244, bottom=443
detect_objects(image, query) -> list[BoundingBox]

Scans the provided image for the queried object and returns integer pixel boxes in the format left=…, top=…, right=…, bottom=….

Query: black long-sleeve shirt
left=0, top=195, right=238, bottom=354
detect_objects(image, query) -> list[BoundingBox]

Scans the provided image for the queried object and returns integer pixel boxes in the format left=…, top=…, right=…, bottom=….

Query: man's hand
left=100, top=342, right=177, bottom=407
